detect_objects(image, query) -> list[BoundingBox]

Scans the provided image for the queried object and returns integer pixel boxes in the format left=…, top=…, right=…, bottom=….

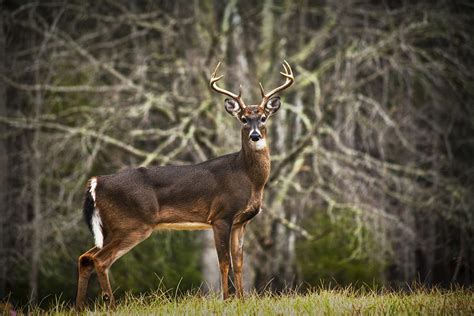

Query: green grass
left=7, top=287, right=474, bottom=315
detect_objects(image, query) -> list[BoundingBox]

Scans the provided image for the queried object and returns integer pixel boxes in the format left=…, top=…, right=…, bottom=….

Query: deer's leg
left=76, top=246, right=99, bottom=310
left=92, top=228, right=152, bottom=308
left=231, top=224, right=246, bottom=298
left=212, top=220, right=232, bottom=300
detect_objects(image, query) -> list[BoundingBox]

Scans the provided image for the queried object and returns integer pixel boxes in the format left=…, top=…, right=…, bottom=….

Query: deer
left=75, top=61, right=294, bottom=309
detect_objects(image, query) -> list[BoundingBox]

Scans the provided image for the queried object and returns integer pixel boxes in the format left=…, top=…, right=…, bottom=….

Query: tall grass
left=4, top=286, right=473, bottom=315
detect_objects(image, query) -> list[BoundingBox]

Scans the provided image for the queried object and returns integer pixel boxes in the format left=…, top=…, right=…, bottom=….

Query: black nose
left=250, top=132, right=261, bottom=142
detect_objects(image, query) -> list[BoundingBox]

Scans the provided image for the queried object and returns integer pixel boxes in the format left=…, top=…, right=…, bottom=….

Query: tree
left=0, top=0, right=473, bottom=306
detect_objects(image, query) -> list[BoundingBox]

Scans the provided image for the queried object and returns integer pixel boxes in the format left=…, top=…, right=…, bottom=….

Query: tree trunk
left=200, top=230, right=220, bottom=293
left=28, top=33, right=44, bottom=305
left=0, top=7, right=8, bottom=297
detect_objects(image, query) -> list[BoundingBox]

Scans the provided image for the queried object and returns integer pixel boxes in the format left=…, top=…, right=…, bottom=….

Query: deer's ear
left=224, top=98, right=241, bottom=116
left=264, top=96, right=281, bottom=116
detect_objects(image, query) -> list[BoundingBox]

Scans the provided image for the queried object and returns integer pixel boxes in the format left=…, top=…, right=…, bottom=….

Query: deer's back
left=93, top=152, right=256, bottom=228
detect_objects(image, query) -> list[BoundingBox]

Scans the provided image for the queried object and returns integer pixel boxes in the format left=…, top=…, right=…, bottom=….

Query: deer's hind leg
left=76, top=247, right=100, bottom=310
left=92, top=227, right=153, bottom=308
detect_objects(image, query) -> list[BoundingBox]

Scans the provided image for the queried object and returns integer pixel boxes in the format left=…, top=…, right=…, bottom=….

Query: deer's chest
left=233, top=195, right=263, bottom=225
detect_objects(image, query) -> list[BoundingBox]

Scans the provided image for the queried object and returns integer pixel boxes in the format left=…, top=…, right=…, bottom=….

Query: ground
left=8, top=287, right=474, bottom=315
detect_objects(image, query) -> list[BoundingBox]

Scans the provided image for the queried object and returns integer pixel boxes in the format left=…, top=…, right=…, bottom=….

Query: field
left=8, top=287, right=473, bottom=315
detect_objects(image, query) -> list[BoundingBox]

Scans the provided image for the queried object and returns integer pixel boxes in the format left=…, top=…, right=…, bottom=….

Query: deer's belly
left=154, top=222, right=212, bottom=230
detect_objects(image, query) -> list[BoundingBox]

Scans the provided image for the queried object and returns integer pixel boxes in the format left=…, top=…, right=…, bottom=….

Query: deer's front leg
left=231, top=224, right=246, bottom=298
left=212, top=219, right=232, bottom=299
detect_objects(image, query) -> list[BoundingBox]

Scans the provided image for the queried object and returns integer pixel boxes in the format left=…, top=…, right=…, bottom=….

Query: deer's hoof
left=75, top=303, right=85, bottom=312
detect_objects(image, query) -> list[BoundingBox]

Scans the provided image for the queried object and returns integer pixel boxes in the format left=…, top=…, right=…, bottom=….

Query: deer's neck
left=240, top=130, right=270, bottom=189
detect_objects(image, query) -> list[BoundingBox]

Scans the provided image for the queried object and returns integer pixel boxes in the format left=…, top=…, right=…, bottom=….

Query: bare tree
left=0, top=0, right=472, bottom=304
left=0, top=4, right=7, bottom=297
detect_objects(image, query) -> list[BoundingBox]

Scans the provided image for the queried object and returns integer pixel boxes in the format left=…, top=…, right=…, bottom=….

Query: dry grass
left=8, top=286, right=474, bottom=315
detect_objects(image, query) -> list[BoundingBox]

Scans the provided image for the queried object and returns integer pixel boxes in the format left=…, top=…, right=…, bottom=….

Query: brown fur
left=76, top=62, right=294, bottom=309
left=75, top=119, right=270, bottom=309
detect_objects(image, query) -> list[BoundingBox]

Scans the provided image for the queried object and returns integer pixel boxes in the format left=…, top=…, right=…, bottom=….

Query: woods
left=0, top=0, right=473, bottom=306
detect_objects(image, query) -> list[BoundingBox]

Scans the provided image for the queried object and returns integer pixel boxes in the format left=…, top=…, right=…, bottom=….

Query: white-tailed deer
left=75, top=61, right=294, bottom=309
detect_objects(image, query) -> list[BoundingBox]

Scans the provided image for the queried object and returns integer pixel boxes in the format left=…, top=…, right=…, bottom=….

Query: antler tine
left=259, top=60, right=295, bottom=107
left=259, top=82, right=265, bottom=98
left=210, top=62, right=246, bottom=109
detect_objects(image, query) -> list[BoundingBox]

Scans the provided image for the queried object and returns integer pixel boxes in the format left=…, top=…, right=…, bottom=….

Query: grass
left=5, top=287, right=474, bottom=315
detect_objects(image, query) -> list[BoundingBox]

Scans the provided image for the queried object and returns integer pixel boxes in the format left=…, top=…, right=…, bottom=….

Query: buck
left=75, top=61, right=294, bottom=309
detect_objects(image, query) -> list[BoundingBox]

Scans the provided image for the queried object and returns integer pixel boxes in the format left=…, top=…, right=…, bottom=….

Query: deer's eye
left=260, top=116, right=267, bottom=123
left=241, top=117, right=248, bottom=124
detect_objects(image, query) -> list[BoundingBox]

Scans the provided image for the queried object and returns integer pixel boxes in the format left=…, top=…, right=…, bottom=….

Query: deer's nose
left=250, top=131, right=261, bottom=142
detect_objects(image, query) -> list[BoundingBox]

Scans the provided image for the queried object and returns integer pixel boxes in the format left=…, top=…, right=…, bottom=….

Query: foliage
left=296, top=211, right=384, bottom=288
left=110, top=231, right=203, bottom=296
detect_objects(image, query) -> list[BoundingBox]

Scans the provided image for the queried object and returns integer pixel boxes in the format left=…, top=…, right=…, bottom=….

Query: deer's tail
left=83, top=177, right=104, bottom=248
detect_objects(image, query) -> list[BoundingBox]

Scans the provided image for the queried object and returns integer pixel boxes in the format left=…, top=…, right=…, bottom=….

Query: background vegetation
left=0, top=0, right=473, bottom=308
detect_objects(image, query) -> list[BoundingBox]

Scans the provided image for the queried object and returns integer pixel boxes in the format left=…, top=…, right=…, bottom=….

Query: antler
left=210, top=62, right=246, bottom=109
left=259, top=60, right=294, bottom=107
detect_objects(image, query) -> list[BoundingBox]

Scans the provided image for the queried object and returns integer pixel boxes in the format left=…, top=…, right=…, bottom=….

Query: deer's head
left=210, top=61, right=294, bottom=150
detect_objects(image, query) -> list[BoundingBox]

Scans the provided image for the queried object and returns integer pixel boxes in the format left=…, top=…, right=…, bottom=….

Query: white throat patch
left=248, top=127, right=266, bottom=151
left=251, top=138, right=267, bottom=151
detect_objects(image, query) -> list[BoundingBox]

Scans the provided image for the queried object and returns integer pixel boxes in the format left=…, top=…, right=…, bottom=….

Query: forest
left=0, top=0, right=473, bottom=310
